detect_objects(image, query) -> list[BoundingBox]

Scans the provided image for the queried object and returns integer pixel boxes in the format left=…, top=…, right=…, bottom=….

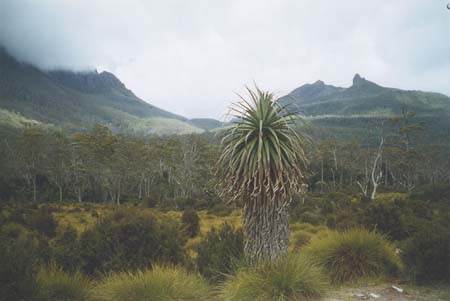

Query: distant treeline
left=1, top=110, right=450, bottom=206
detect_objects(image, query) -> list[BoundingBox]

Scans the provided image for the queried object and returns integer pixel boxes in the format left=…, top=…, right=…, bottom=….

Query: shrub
left=290, top=230, right=313, bottom=251
left=361, top=201, right=407, bottom=241
left=195, top=223, right=244, bottom=282
left=181, top=208, right=200, bottom=238
left=0, top=223, right=44, bottom=301
left=79, top=208, right=187, bottom=275
left=36, top=265, right=92, bottom=301
left=207, top=203, right=233, bottom=217
left=95, top=265, right=210, bottom=301
left=7, top=206, right=27, bottom=224
left=298, top=211, right=324, bottom=225
left=402, top=222, right=450, bottom=283
left=304, top=228, right=402, bottom=283
left=220, top=254, right=328, bottom=301
left=411, top=183, right=450, bottom=202
left=51, top=225, right=81, bottom=272
left=26, top=207, right=58, bottom=238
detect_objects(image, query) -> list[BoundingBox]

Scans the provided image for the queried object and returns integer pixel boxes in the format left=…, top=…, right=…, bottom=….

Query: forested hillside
left=0, top=48, right=206, bottom=135
left=280, top=74, right=450, bottom=142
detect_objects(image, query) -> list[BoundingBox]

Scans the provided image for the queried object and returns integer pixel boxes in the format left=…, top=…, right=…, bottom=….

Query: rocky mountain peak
left=352, top=73, right=364, bottom=85
left=48, top=69, right=134, bottom=96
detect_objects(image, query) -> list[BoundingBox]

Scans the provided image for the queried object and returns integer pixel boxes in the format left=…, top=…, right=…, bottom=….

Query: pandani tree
left=218, top=87, right=308, bottom=264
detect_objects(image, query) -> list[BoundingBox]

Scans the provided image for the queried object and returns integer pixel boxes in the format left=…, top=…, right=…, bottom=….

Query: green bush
left=290, top=230, right=313, bottom=251
left=195, top=223, right=244, bottom=282
left=26, top=207, right=58, bottom=238
left=402, top=222, right=450, bottom=283
left=361, top=201, right=408, bottom=241
left=79, top=208, right=187, bottom=275
left=207, top=203, right=233, bottom=217
left=0, top=223, right=45, bottom=301
left=181, top=208, right=200, bottom=238
left=51, top=225, right=81, bottom=272
left=37, top=265, right=92, bottom=301
left=220, top=254, right=328, bottom=301
left=411, top=184, right=450, bottom=202
left=94, top=265, right=210, bottom=301
left=304, top=228, right=402, bottom=283
left=7, top=206, right=27, bottom=224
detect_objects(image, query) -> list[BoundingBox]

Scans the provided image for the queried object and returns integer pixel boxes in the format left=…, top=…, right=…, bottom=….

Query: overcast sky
left=1, top=1, right=449, bottom=119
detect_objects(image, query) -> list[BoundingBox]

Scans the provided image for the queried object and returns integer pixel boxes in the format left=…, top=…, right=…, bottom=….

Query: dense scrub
left=79, top=208, right=187, bottom=275
left=181, top=208, right=200, bottom=238
left=0, top=188, right=449, bottom=299
left=195, top=223, right=244, bottom=282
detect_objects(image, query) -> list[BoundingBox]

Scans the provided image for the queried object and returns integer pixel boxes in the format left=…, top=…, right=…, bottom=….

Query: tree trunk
left=59, top=185, right=63, bottom=203
left=243, top=192, right=290, bottom=264
left=320, top=159, right=324, bottom=193
left=32, top=177, right=37, bottom=203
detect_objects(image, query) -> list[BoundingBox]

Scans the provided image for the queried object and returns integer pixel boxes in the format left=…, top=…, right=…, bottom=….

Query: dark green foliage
left=402, top=222, right=450, bottom=283
left=0, top=223, right=45, bottom=301
left=79, top=208, right=187, bottom=275
left=362, top=201, right=408, bottom=241
left=7, top=206, right=27, bottom=224
left=411, top=184, right=450, bottom=202
left=206, top=203, right=234, bottom=217
left=51, top=225, right=81, bottom=272
left=181, top=208, right=200, bottom=238
left=26, top=207, right=58, bottom=238
left=195, top=223, right=244, bottom=282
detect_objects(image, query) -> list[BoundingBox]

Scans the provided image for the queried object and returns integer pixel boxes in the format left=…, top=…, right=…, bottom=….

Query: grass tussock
left=94, top=265, right=210, bottom=301
left=220, top=254, right=328, bottom=301
left=304, top=228, right=402, bottom=283
left=37, top=264, right=92, bottom=301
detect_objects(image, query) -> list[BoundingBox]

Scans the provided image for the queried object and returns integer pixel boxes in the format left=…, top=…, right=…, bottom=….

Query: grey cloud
left=1, top=0, right=449, bottom=118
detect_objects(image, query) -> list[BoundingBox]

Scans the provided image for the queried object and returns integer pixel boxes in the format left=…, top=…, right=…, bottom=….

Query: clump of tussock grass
left=37, top=264, right=92, bottom=301
left=220, top=254, right=329, bottom=301
left=94, top=265, right=210, bottom=301
left=304, top=228, right=402, bottom=283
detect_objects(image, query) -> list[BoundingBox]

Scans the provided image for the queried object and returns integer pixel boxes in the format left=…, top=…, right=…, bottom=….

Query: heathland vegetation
left=1, top=87, right=450, bottom=300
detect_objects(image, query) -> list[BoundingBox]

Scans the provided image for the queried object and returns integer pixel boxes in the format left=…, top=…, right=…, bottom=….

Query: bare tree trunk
left=138, top=176, right=143, bottom=200
left=356, top=161, right=369, bottom=198
left=32, top=177, right=37, bottom=203
left=58, top=185, right=63, bottom=203
left=243, top=192, right=290, bottom=264
left=385, top=160, right=388, bottom=187
left=320, top=159, right=324, bottom=193
left=370, top=137, right=384, bottom=201
left=117, top=180, right=121, bottom=206
left=77, top=187, right=82, bottom=202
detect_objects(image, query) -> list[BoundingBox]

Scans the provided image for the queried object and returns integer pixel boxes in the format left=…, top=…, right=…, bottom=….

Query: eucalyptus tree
left=16, top=126, right=46, bottom=202
left=47, top=131, right=70, bottom=202
left=218, top=87, right=308, bottom=264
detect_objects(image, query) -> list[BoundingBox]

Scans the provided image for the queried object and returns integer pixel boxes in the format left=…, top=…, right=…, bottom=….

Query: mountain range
left=279, top=74, right=450, bottom=118
left=1, top=47, right=450, bottom=138
left=0, top=48, right=220, bottom=135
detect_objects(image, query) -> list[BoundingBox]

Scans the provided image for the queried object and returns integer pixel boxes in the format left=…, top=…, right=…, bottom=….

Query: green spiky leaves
left=218, top=86, right=307, bottom=202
